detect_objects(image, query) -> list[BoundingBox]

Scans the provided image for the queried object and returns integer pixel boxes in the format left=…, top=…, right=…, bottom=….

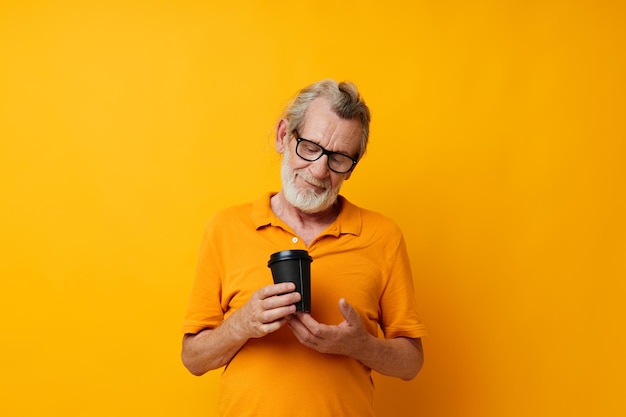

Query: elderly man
left=182, top=79, right=426, bottom=417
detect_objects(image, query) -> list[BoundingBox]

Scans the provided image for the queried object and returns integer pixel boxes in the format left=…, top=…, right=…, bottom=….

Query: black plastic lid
left=267, top=250, right=312, bottom=266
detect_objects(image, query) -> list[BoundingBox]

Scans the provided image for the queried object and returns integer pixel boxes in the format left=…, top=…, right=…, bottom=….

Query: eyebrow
left=294, top=130, right=357, bottom=158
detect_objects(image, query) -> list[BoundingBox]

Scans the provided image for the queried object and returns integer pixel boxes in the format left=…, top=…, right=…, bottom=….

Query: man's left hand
left=287, top=298, right=371, bottom=357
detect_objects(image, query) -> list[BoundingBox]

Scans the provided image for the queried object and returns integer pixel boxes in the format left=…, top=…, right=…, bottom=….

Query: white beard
left=280, top=147, right=343, bottom=214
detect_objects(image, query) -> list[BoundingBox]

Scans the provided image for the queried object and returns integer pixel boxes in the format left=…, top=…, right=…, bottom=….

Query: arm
left=356, top=335, right=423, bottom=381
left=182, top=282, right=301, bottom=376
left=287, top=298, right=424, bottom=381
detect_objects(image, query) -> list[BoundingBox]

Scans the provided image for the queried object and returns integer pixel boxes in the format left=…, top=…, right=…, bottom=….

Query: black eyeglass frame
left=292, top=130, right=359, bottom=174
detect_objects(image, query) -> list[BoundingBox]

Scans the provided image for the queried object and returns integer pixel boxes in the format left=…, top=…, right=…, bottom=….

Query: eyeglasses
left=292, top=130, right=358, bottom=174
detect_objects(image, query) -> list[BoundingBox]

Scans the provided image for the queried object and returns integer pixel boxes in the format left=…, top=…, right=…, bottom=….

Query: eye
left=302, top=142, right=320, bottom=154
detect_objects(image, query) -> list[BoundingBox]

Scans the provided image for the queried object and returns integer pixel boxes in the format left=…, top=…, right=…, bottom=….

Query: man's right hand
left=182, top=282, right=300, bottom=375
left=231, top=282, right=301, bottom=339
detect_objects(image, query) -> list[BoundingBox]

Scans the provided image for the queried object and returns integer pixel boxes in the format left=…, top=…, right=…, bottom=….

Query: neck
left=271, top=192, right=340, bottom=230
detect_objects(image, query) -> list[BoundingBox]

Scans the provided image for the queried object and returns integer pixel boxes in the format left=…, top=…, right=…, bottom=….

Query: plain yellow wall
left=1, top=1, right=625, bottom=416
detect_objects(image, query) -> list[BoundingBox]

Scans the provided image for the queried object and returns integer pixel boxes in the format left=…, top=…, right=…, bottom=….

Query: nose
left=308, top=154, right=331, bottom=179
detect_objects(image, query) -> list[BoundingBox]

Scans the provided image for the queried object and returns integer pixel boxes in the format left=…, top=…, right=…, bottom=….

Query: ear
left=275, top=119, right=290, bottom=153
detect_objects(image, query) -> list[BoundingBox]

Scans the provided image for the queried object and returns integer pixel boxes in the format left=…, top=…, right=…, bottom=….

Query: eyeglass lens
left=295, top=138, right=355, bottom=173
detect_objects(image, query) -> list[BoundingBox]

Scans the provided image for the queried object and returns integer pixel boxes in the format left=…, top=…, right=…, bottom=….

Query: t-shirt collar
left=251, top=192, right=362, bottom=236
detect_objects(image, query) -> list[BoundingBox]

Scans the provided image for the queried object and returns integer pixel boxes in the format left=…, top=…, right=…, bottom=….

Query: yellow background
left=1, top=1, right=624, bottom=416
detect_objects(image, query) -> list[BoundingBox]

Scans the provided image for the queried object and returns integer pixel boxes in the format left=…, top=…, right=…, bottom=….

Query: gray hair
left=282, top=79, right=371, bottom=159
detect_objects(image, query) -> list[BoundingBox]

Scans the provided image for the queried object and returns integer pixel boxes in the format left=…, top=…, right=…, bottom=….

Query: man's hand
left=287, top=298, right=424, bottom=380
left=231, top=282, right=302, bottom=340
left=287, top=298, right=369, bottom=357
left=182, top=282, right=301, bottom=375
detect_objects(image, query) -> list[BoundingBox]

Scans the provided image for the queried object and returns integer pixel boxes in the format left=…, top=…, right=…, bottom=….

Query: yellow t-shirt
left=183, top=193, right=427, bottom=417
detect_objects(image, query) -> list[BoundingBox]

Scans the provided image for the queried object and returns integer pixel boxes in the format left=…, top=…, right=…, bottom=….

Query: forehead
left=299, top=97, right=362, bottom=154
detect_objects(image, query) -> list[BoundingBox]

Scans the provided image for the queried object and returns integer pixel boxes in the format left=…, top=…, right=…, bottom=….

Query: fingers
left=292, top=311, right=321, bottom=330
left=241, top=283, right=302, bottom=339
left=256, top=283, right=301, bottom=318
left=288, top=315, right=319, bottom=345
left=258, top=318, right=288, bottom=335
left=260, top=291, right=301, bottom=310
left=258, top=282, right=297, bottom=299
left=287, top=318, right=309, bottom=346
left=258, top=302, right=296, bottom=325
left=338, top=298, right=357, bottom=325
left=287, top=300, right=366, bottom=356
left=289, top=313, right=327, bottom=344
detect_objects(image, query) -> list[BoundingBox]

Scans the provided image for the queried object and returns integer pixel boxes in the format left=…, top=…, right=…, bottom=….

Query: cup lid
left=267, top=249, right=312, bottom=266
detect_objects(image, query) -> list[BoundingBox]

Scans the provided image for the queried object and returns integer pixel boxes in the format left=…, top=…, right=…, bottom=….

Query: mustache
left=295, top=170, right=330, bottom=190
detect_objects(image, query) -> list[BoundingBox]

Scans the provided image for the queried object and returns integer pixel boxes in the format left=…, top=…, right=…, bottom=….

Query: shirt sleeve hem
left=383, top=326, right=428, bottom=339
left=182, top=321, right=217, bottom=335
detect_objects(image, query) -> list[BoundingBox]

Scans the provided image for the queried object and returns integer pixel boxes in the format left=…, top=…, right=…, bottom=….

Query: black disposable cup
left=267, top=250, right=312, bottom=312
